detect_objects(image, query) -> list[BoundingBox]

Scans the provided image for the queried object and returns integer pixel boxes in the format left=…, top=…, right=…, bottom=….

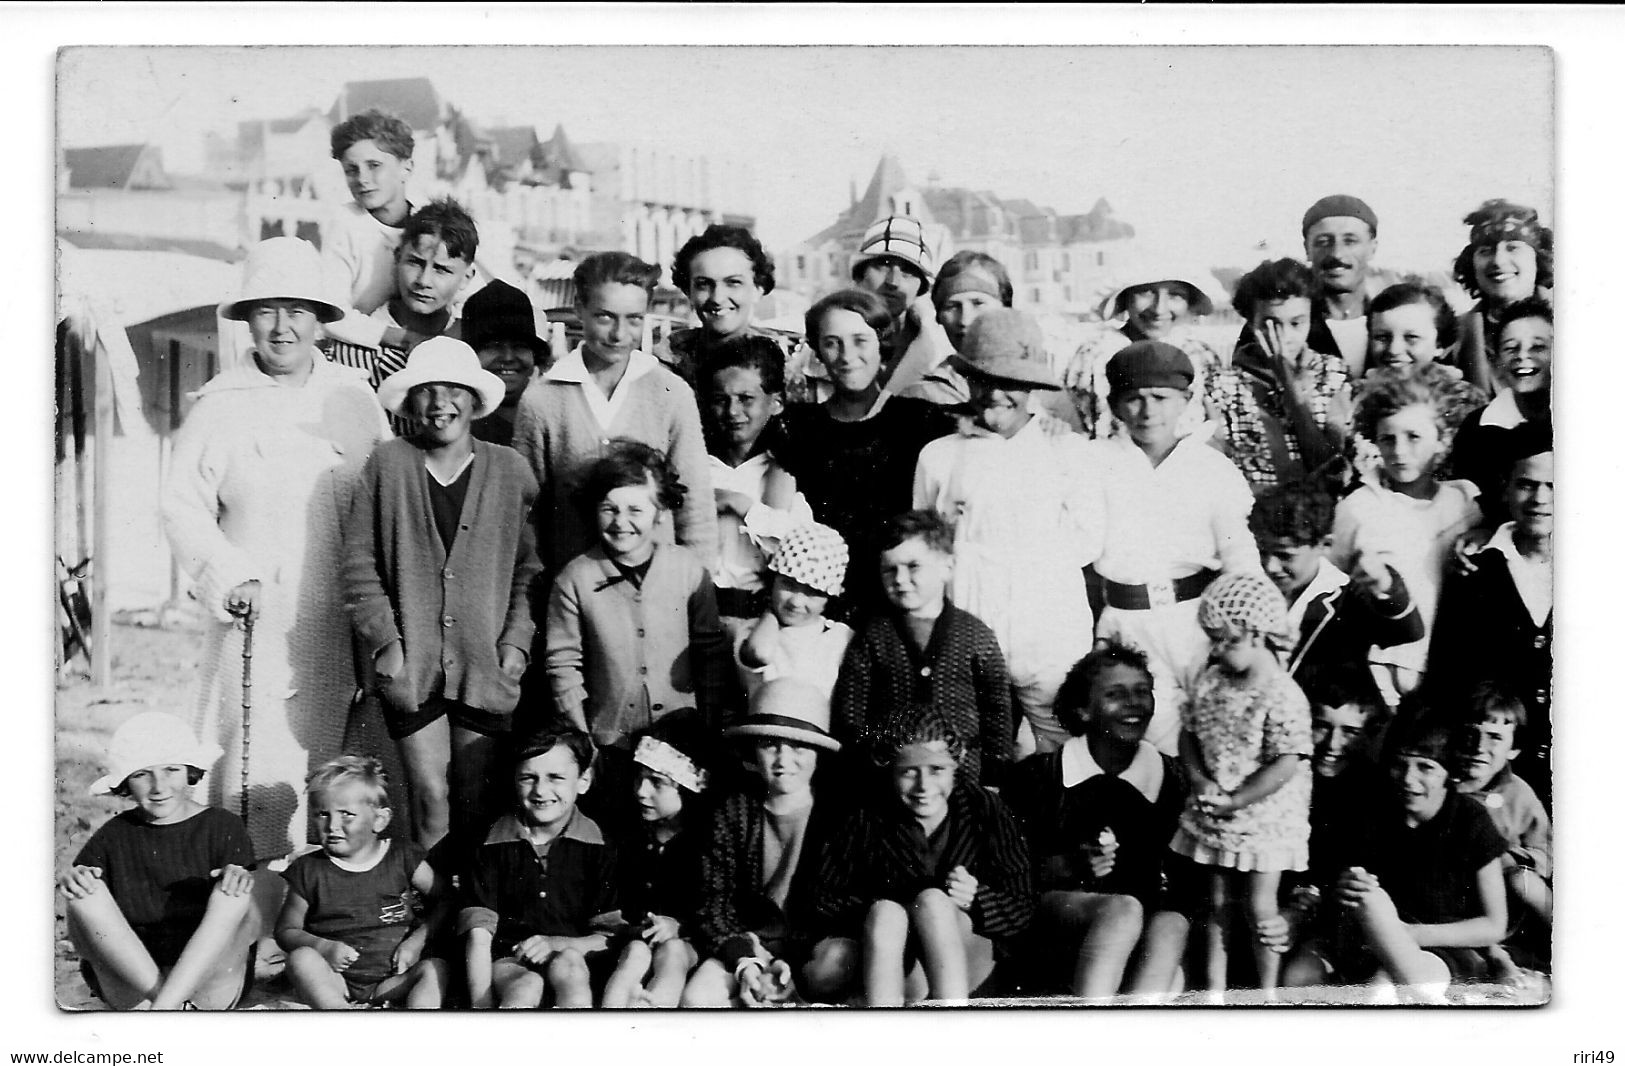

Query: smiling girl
left=1448, top=200, right=1554, bottom=394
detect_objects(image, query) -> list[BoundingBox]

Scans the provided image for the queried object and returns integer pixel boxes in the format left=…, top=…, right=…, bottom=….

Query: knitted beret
left=768, top=522, right=849, bottom=597
left=1302, top=194, right=1378, bottom=236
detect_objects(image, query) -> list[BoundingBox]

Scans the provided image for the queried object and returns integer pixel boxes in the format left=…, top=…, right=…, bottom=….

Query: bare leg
left=1245, top=870, right=1284, bottom=992
left=396, top=718, right=453, bottom=849
left=151, top=885, right=257, bottom=1010
left=602, top=940, right=652, bottom=1008
left=864, top=899, right=910, bottom=1006
left=1202, top=870, right=1230, bottom=992
left=1124, top=909, right=1191, bottom=996
left=492, top=958, right=545, bottom=1008
left=1281, top=937, right=1335, bottom=989
left=547, top=949, right=594, bottom=1008
left=285, top=945, right=352, bottom=1009
left=644, top=939, right=698, bottom=1007
left=403, top=959, right=450, bottom=1009
left=910, top=888, right=970, bottom=1001
left=1507, top=868, right=1553, bottom=928
left=802, top=937, right=861, bottom=1005
left=66, top=891, right=162, bottom=1009
left=1071, top=894, right=1144, bottom=997
left=449, top=725, right=500, bottom=843
left=1351, top=887, right=1452, bottom=993
left=679, top=958, right=735, bottom=1007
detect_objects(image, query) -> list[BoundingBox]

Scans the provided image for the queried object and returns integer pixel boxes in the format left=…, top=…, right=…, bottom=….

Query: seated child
left=275, top=757, right=449, bottom=1009
left=702, top=334, right=816, bottom=636
left=1453, top=681, right=1551, bottom=975
left=1171, top=573, right=1312, bottom=994
left=1331, top=374, right=1482, bottom=702
left=813, top=713, right=1034, bottom=1006
left=682, top=680, right=853, bottom=1007
left=320, top=108, right=418, bottom=352
left=458, top=728, right=618, bottom=1009
left=61, top=712, right=257, bottom=1010
left=736, top=521, right=854, bottom=700
left=601, top=713, right=714, bottom=1008
left=1001, top=642, right=1192, bottom=999
left=545, top=441, right=732, bottom=816
left=832, top=510, right=1013, bottom=788
left=1250, top=480, right=1422, bottom=704
left=1332, top=712, right=1509, bottom=1001
left=345, top=337, right=542, bottom=847
left=463, top=279, right=547, bottom=447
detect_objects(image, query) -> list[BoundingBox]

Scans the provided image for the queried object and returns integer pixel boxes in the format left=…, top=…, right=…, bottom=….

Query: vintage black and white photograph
left=26, top=4, right=1617, bottom=1054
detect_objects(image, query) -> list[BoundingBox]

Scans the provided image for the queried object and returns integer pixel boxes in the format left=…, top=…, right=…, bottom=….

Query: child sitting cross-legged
left=1001, top=641, right=1194, bottom=1000
left=275, top=756, right=450, bottom=1009
left=60, top=713, right=258, bottom=1011
left=736, top=521, right=854, bottom=700
left=599, top=713, right=715, bottom=1008
left=458, top=728, right=619, bottom=1009
left=812, top=712, right=1034, bottom=1006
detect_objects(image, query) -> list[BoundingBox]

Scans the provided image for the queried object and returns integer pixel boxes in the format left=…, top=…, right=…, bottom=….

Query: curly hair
left=1369, top=279, right=1459, bottom=352
left=330, top=108, right=415, bottom=162
left=671, top=224, right=775, bottom=296
left=931, top=251, right=1015, bottom=310
left=804, top=288, right=895, bottom=348
left=1451, top=199, right=1555, bottom=301
left=1247, top=481, right=1338, bottom=545
left=305, top=754, right=392, bottom=809
left=575, top=438, right=687, bottom=518
left=574, top=251, right=661, bottom=302
left=1232, top=258, right=1318, bottom=321
left=877, top=509, right=954, bottom=556
left=401, top=197, right=479, bottom=264
left=1053, top=640, right=1154, bottom=738
left=1353, top=373, right=1448, bottom=442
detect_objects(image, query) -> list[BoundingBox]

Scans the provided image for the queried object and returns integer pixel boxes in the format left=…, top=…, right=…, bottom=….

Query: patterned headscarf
left=768, top=522, right=849, bottom=597
left=1198, top=571, right=1293, bottom=652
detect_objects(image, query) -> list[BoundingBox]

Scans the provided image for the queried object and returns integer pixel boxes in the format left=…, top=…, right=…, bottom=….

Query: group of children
left=61, top=109, right=1554, bottom=1009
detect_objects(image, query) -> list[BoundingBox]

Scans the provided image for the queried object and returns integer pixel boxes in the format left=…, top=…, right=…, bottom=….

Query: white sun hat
left=376, top=336, right=508, bottom=418
left=90, top=712, right=223, bottom=796
left=218, top=236, right=346, bottom=323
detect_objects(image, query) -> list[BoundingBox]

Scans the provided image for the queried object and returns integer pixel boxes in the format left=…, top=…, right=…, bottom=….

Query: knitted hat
left=1198, top=572, right=1293, bottom=650
left=1301, top=194, right=1378, bottom=237
left=376, top=336, right=507, bottom=418
left=851, top=216, right=934, bottom=286
left=462, top=279, right=545, bottom=356
left=725, top=679, right=842, bottom=752
left=957, top=308, right=1061, bottom=391
left=219, top=236, right=345, bottom=323
left=1103, top=274, right=1215, bottom=319
left=90, top=712, right=222, bottom=796
left=768, top=523, right=849, bottom=597
left=1105, top=340, right=1195, bottom=395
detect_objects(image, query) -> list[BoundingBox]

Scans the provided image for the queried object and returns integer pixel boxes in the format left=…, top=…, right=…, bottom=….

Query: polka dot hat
left=767, top=522, right=849, bottom=598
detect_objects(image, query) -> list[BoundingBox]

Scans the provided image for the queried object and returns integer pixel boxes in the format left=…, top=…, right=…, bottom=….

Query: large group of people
left=60, top=107, right=1553, bottom=1009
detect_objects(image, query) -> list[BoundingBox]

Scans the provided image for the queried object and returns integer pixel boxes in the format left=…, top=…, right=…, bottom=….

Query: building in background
left=58, top=144, right=243, bottom=260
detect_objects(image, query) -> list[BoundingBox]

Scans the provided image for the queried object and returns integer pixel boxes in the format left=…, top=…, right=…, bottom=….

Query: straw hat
left=850, top=216, right=935, bottom=286
left=90, top=712, right=222, bottom=796
left=724, top=679, right=842, bottom=752
left=219, top=237, right=345, bottom=323
left=1100, top=274, right=1215, bottom=320
left=376, top=336, right=507, bottom=418
left=957, top=307, right=1061, bottom=391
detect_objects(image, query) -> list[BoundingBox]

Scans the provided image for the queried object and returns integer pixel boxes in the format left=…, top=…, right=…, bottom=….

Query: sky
left=57, top=43, right=1551, bottom=272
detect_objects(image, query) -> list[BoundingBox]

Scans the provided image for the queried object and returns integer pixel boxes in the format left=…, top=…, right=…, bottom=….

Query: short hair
left=872, top=708, right=966, bottom=767
left=574, top=251, right=661, bottom=302
left=1368, top=280, right=1459, bottom=351
left=1302, top=664, right=1384, bottom=718
left=401, top=197, right=478, bottom=264
left=1248, top=481, right=1337, bottom=545
left=1493, top=296, right=1554, bottom=352
left=111, top=766, right=205, bottom=797
left=1353, top=373, right=1446, bottom=442
left=1053, top=640, right=1154, bottom=737
left=330, top=108, right=415, bottom=162
left=305, top=755, right=392, bottom=808
left=1232, top=258, right=1318, bottom=321
left=931, top=251, right=1015, bottom=310
left=575, top=438, right=687, bottom=517
left=512, top=727, right=597, bottom=775
left=804, top=288, right=894, bottom=348
left=1382, top=707, right=1455, bottom=768
left=877, top=509, right=954, bottom=556
left=671, top=225, right=775, bottom=296
left=702, top=334, right=786, bottom=397
left=1451, top=200, right=1555, bottom=301
left=1465, top=679, right=1528, bottom=730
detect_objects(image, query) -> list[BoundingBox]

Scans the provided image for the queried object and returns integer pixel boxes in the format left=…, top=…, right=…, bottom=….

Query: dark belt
left=1102, top=569, right=1218, bottom=611
left=715, top=586, right=770, bottom=618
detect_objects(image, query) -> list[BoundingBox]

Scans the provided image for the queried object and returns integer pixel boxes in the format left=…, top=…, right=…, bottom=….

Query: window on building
left=1097, top=250, right=1105, bottom=267
left=1031, top=287, right=1042, bottom=304
left=797, top=255, right=807, bottom=274
left=295, top=221, right=322, bottom=248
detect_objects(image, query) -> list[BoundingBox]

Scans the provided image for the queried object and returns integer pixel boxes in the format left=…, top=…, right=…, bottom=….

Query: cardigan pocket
left=376, top=670, right=420, bottom=723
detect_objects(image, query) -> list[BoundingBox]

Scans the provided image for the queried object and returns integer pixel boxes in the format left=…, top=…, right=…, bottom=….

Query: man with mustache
left=1299, top=194, right=1384, bottom=377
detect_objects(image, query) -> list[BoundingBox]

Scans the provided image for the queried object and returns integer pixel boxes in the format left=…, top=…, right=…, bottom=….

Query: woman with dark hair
left=1447, top=200, right=1554, bottom=395
left=777, top=290, right=955, bottom=618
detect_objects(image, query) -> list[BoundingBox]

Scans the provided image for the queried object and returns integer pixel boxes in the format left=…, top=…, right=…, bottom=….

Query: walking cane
left=237, top=613, right=255, bottom=827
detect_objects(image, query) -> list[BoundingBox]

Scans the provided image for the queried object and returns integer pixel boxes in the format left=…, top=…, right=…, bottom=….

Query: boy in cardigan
left=833, top=510, right=1013, bottom=788
left=512, top=251, right=717, bottom=571
left=813, top=713, right=1034, bottom=1005
left=343, top=337, right=542, bottom=848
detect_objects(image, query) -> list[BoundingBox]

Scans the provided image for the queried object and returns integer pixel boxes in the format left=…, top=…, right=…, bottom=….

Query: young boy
left=344, top=337, right=541, bottom=848
left=458, top=728, right=618, bottom=1008
left=1453, top=681, right=1551, bottom=973
left=912, top=308, right=1096, bottom=755
left=832, top=510, right=1013, bottom=788
left=321, top=108, right=419, bottom=352
left=813, top=714, right=1034, bottom=1005
left=327, top=198, right=478, bottom=399
left=276, top=757, right=449, bottom=1009
left=683, top=680, right=854, bottom=1007
left=464, top=279, right=546, bottom=447
left=1249, top=481, right=1423, bottom=704
left=1081, top=340, right=1260, bottom=755
left=999, top=642, right=1192, bottom=999
left=736, top=521, right=854, bottom=699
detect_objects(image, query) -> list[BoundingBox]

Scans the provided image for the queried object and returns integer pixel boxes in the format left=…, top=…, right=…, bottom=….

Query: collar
left=1109, top=420, right=1216, bottom=467
left=482, top=808, right=604, bottom=848
left=587, top=542, right=664, bottom=591
left=1059, top=736, right=1165, bottom=802
left=425, top=450, right=476, bottom=485
left=196, top=353, right=366, bottom=398
left=1483, top=522, right=1521, bottom=560
left=1293, top=557, right=1350, bottom=610
left=1479, top=388, right=1527, bottom=430
left=543, top=345, right=660, bottom=387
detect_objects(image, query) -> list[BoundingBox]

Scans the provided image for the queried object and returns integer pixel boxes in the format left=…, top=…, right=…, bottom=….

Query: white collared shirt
left=425, top=451, right=476, bottom=487
left=1059, top=736, right=1165, bottom=802
left=708, top=451, right=814, bottom=590
left=1479, top=388, right=1528, bottom=430
left=1485, top=522, right=1552, bottom=625
left=1286, top=556, right=1351, bottom=635
left=542, top=345, right=661, bottom=431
